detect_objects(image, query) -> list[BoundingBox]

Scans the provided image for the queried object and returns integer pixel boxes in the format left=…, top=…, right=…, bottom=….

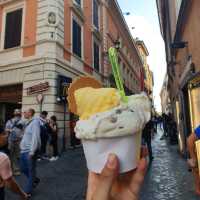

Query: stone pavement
left=6, top=148, right=88, bottom=200
left=6, top=128, right=200, bottom=200
left=141, top=128, right=199, bottom=200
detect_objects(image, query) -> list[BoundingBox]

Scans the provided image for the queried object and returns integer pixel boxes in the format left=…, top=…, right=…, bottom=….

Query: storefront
left=0, top=84, right=22, bottom=126
left=188, top=75, right=200, bottom=131
left=176, top=68, right=200, bottom=155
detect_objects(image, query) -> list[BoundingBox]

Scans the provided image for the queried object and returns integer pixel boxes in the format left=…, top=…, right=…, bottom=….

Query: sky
left=118, top=0, right=167, bottom=112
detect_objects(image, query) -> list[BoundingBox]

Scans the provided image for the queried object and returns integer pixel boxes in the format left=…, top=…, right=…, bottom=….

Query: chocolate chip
left=130, top=109, right=134, bottom=112
left=119, top=126, right=124, bottom=129
left=116, top=109, right=122, bottom=114
left=110, top=116, right=118, bottom=123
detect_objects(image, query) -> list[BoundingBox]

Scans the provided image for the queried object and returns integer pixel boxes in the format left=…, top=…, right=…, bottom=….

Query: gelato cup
left=67, top=76, right=151, bottom=174
left=82, top=133, right=142, bottom=173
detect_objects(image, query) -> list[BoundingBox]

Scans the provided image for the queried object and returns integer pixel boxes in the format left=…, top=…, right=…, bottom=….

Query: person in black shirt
left=142, top=119, right=154, bottom=161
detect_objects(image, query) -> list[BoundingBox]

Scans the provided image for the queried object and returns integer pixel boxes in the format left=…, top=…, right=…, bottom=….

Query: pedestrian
left=160, top=113, right=169, bottom=140
left=142, top=118, right=154, bottom=161
left=69, top=114, right=80, bottom=149
left=168, top=118, right=178, bottom=145
left=187, top=125, right=200, bottom=195
left=0, top=151, right=29, bottom=199
left=49, top=115, right=59, bottom=161
left=5, top=109, right=24, bottom=175
left=39, top=111, right=49, bottom=159
left=152, top=115, right=157, bottom=134
left=20, top=108, right=41, bottom=196
left=87, top=154, right=147, bottom=200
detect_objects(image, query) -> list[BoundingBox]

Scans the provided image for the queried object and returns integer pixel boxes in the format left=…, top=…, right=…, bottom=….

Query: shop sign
left=27, top=82, right=49, bottom=95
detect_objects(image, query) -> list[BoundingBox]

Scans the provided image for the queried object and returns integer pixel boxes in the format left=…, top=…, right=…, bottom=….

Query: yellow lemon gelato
left=74, top=87, right=120, bottom=120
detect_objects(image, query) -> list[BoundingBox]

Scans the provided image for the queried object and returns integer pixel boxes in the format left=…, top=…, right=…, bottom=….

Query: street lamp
left=123, top=12, right=130, bottom=16
left=114, top=40, right=121, bottom=50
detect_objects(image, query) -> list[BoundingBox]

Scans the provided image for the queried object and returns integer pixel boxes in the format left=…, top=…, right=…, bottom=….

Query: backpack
left=9, top=119, right=22, bottom=142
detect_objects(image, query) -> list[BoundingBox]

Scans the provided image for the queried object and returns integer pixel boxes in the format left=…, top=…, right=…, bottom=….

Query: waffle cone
left=67, top=76, right=102, bottom=114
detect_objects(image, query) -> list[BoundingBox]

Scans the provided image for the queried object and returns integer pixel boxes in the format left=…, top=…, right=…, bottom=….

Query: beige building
left=0, top=0, right=143, bottom=148
left=136, top=40, right=154, bottom=98
left=160, top=74, right=171, bottom=114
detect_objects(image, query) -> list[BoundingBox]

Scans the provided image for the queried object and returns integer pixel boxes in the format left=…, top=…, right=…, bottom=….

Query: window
left=73, top=19, right=82, bottom=58
left=74, top=0, right=81, bottom=6
left=93, top=41, right=100, bottom=71
left=93, top=0, right=99, bottom=29
left=176, top=0, right=182, bottom=18
left=4, top=9, right=23, bottom=49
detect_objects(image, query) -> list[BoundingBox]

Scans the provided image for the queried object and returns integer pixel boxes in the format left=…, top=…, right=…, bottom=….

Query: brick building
left=0, top=0, right=143, bottom=147
left=157, top=0, right=200, bottom=154
left=136, top=39, right=154, bottom=99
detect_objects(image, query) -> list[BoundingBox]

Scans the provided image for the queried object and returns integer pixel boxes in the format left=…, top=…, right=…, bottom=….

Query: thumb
left=94, top=154, right=119, bottom=200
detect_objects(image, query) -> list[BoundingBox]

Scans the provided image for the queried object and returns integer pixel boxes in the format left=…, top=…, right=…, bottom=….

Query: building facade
left=136, top=40, right=154, bottom=98
left=160, top=74, right=171, bottom=114
left=0, top=0, right=143, bottom=147
left=157, top=0, right=200, bottom=154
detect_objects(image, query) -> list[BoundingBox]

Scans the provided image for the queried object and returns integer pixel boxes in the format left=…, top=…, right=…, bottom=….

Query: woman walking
left=49, top=116, right=59, bottom=161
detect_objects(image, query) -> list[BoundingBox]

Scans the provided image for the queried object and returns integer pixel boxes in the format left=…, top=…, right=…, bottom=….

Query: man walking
left=5, top=109, right=24, bottom=175
left=20, top=108, right=41, bottom=196
left=142, top=118, right=154, bottom=161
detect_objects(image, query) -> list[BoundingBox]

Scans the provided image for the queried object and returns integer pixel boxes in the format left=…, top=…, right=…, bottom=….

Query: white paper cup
left=82, top=132, right=142, bottom=174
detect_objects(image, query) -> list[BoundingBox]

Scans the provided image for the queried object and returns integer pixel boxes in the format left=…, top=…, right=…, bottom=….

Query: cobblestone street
left=6, top=128, right=199, bottom=200
left=6, top=148, right=88, bottom=200
left=141, top=128, right=198, bottom=200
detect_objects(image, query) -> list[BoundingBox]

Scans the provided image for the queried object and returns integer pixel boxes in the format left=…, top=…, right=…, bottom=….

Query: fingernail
left=107, top=154, right=116, bottom=169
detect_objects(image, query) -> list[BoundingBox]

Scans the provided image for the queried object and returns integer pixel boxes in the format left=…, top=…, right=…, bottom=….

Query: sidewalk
left=6, top=148, right=87, bottom=200
left=141, top=127, right=199, bottom=200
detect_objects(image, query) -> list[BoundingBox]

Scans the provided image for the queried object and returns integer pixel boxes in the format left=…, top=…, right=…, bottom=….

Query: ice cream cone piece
left=67, top=76, right=102, bottom=114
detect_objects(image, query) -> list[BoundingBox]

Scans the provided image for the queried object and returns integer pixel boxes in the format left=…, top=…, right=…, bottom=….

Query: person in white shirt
left=20, top=108, right=41, bottom=196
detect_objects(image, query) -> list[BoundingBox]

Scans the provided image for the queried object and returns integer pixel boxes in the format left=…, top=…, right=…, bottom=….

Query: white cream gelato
left=75, top=93, right=151, bottom=140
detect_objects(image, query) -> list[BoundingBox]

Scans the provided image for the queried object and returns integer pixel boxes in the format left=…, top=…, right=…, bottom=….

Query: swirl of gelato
left=74, top=91, right=151, bottom=140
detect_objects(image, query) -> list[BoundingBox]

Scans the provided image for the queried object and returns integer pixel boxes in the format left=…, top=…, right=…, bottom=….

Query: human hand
left=87, top=154, right=147, bottom=200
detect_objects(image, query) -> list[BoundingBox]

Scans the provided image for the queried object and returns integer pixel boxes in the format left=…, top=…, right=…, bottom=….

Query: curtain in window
left=93, top=42, right=99, bottom=71
left=4, top=9, right=22, bottom=49
left=93, top=0, right=99, bottom=29
left=73, top=20, right=82, bottom=58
